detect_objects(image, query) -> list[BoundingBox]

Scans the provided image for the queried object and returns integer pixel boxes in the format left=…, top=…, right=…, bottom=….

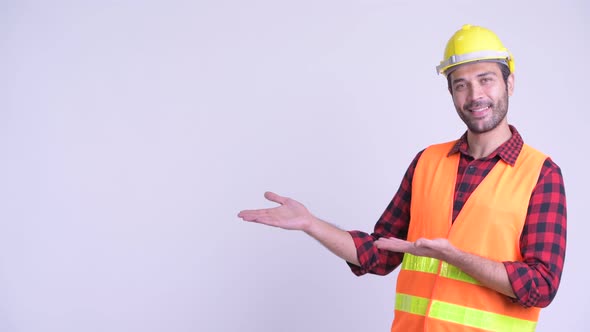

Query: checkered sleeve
left=504, top=158, right=567, bottom=308
left=347, top=151, right=424, bottom=276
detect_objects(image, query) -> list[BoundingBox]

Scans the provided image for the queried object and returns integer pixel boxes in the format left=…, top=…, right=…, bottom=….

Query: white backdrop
left=1, top=1, right=588, bottom=331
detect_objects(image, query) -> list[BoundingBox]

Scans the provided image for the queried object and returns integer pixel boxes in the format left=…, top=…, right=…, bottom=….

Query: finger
left=237, top=209, right=269, bottom=221
left=414, top=238, right=435, bottom=249
left=240, top=213, right=281, bottom=228
left=375, top=237, right=412, bottom=252
left=374, top=238, right=395, bottom=249
left=376, top=237, right=406, bottom=246
left=251, top=216, right=281, bottom=227
left=415, top=238, right=427, bottom=247
left=264, top=191, right=288, bottom=205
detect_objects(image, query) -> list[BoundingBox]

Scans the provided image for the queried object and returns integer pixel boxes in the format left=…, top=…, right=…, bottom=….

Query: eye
left=481, top=77, right=493, bottom=84
left=454, top=83, right=466, bottom=91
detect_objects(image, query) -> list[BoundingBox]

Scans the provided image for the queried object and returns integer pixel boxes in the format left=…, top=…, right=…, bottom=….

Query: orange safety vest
left=391, top=141, right=547, bottom=332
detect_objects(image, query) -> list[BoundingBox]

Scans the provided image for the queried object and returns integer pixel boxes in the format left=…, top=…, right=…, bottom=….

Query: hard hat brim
left=436, top=50, right=512, bottom=75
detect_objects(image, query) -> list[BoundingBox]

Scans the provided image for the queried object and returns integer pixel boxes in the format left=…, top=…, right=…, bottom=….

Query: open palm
left=375, top=237, right=453, bottom=261
left=238, top=192, right=313, bottom=231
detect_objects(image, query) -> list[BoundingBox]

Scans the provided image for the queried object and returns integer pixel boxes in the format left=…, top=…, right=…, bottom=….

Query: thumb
left=264, top=191, right=288, bottom=205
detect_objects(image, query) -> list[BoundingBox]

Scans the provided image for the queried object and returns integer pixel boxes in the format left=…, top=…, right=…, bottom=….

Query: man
left=237, top=24, right=566, bottom=331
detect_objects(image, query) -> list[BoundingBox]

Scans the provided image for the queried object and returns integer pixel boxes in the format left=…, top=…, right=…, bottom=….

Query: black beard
left=457, top=94, right=509, bottom=134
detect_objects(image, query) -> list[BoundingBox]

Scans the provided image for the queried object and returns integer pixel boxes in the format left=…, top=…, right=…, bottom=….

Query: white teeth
left=472, top=106, right=489, bottom=113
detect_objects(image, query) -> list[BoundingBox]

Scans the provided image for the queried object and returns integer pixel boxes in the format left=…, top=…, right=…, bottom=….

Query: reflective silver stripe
left=436, top=50, right=511, bottom=73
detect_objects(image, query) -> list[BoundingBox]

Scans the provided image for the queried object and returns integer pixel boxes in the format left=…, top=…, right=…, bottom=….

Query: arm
left=374, top=237, right=516, bottom=297
left=347, top=150, right=423, bottom=276
left=374, top=158, right=567, bottom=306
left=237, top=191, right=360, bottom=265
left=504, top=158, right=567, bottom=307
left=238, top=151, right=424, bottom=274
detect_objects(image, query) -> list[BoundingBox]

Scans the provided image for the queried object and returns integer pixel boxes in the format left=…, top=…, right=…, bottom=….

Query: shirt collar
left=447, top=125, right=523, bottom=166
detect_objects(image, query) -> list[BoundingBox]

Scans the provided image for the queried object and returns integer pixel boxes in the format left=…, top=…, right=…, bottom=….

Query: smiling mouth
left=470, top=106, right=491, bottom=113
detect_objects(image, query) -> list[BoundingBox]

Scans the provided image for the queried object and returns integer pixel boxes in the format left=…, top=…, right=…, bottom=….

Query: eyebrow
left=451, top=71, right=498, bottom=85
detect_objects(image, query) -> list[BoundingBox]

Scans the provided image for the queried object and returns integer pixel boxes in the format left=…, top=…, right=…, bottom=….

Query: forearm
left=304, top=217, right=360, bottom=266
left=504, top=159, right=567, bottom=307
left=445, top=247, right=515, bottom=298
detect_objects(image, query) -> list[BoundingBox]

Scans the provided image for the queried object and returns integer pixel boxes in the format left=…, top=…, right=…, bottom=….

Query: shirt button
left=467, top=166, right=476, bottom=174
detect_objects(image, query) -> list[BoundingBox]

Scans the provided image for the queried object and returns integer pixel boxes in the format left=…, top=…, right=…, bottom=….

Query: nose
left=467, top=82, right=485, bottom=102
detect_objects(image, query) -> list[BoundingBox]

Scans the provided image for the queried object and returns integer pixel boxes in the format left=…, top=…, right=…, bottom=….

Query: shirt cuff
left=346, top=230, right=377, bottom=276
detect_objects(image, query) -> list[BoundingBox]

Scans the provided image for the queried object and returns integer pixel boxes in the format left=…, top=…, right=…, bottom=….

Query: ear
left=507, top=73, right=515, bottom=96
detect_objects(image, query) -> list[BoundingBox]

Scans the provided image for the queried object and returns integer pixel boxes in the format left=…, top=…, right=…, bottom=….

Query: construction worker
left=238, top=24, right=567, bottom=331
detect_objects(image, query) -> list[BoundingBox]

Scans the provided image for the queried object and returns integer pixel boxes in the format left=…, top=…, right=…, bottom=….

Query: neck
left=467, top=124, right=512, bottom=159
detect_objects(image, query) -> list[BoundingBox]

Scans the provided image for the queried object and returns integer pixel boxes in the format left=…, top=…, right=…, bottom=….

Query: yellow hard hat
left=436, top=24, right=514, bottom=76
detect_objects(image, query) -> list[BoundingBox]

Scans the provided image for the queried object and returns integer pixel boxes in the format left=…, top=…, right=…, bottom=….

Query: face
left=448, top=62, right=514, bottom=134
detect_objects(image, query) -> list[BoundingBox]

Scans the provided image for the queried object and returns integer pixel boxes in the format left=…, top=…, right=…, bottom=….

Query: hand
left=238, top=192, right=314, bottom=231
left=374, top=237, right=455, bottom=261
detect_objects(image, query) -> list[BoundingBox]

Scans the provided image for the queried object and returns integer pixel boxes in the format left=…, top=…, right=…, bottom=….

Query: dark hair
left=446, top=62, right=511, bottom=93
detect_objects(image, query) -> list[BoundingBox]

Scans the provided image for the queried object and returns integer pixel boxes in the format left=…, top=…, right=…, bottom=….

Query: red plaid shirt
left=348, top=126, right=567, bottom=308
